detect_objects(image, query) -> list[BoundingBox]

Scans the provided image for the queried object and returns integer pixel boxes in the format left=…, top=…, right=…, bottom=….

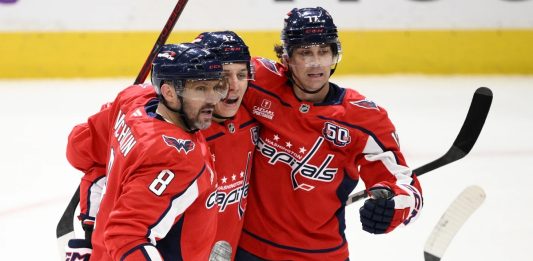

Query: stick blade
left=56, top=186, right=80, bottom=238
left=452, top=87, right=493, bottom=156
left=423, top=185, right=486, bottom=260
left=414, top=87, right=492, bottom=176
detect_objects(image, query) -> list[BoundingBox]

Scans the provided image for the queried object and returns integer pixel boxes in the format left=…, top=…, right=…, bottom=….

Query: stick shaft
left=134, top=0, right=189, bottom=84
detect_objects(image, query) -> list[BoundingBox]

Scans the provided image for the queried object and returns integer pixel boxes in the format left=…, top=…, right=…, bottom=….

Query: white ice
left=0, top=75, right=531, bottom=260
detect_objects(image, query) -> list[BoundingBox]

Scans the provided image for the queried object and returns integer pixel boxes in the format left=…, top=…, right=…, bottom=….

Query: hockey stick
left=346, top=87, right=492, bottom=206
left=424, top=185, right=486, bottom=261
left=56, top=0, right=190, bottom=256
left=56, top=186, right=80, bottom=256
left=134, top=0, right=189, bottom=85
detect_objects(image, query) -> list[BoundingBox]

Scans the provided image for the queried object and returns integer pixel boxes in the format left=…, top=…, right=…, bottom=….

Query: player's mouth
left=200, top=107, right=214, bottom=116
left=307, top=72, right=324, bottom=78
left=223, top=97, right=240, bottom=105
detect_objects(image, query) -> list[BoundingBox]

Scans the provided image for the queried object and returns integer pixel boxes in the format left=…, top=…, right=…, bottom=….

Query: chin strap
left=330, top=63, right=338, bottom=76
left=213, top=113, right=234, bottom=120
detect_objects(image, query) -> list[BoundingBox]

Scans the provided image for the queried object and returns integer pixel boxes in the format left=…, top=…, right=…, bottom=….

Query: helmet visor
left=287, top=43, right=342, bottom=68
left=180, top=79, right=229, bottom=102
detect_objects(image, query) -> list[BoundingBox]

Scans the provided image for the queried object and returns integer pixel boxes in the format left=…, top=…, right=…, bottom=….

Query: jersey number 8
left=149, top=170, right=175, bottom=196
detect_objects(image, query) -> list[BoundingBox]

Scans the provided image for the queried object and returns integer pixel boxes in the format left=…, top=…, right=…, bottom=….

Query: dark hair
left=274, top=44, right=284, bottom=59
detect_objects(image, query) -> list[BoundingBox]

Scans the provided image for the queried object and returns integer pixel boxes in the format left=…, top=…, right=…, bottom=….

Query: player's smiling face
left=215, top=62, right=249, bottom=119
left=288, top=44, right=333, bottom=92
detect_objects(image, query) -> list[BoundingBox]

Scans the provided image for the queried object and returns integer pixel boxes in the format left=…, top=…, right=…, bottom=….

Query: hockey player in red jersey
left=65, top=33, right=258, bottom=260
left=236, top=7, right=423, bottom=261
left=193, top=31, right=260, bottom=260
left=66, top=43, right=228, bottom=260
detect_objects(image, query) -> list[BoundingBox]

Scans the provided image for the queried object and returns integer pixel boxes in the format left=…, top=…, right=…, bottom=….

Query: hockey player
left=66, top=43, right=227, bottom=260
left=236, top=7, right=423, bottom=261
left=65, top=33, right=257, bottom=260
left=193, top=31, right=259, bottom=260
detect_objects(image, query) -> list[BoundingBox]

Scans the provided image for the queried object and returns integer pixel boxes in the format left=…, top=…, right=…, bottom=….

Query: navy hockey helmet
left=281, top=7, right=341, bottom=58
left=151, top=43, right=224, bottom=95
left=193, top=31, right=254, bottom=79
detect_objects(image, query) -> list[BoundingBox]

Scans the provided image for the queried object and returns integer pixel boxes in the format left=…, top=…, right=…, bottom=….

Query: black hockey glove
left=359, top=187, right=395, bottom=234
left=359, top=181, right=422, bottom=234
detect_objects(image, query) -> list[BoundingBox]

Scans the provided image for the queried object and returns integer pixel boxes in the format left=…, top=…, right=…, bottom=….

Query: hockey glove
left=359, top=181, right=422, bottom=234
left=65, top=221, right=93, bottom=261
left=65, top=238, right=92, bottom=261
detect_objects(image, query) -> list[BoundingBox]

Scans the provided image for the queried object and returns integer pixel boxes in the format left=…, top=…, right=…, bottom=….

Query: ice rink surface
left=0, top=75, right=531, bottom=260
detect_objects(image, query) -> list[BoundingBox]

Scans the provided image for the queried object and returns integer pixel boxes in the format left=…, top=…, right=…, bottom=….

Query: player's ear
left=161, top=82, right=177, bottom=102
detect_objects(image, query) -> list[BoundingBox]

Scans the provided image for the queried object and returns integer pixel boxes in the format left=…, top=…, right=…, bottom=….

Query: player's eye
left=195, top=85, right=207, bottom=92
left=319, top=48, right=331, bottom=55
left=236, top=72, right=248, bottom=81
left=295, top=49, right=308, bottom=56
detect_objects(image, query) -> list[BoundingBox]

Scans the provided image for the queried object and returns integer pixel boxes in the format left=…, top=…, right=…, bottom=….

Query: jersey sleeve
left=355, top=108, right=423, bottom=221
left=66, top=103, right=112, bottom=225
left=66, top=84, right=148, bottom=174
left=356, top=120, right=415, bottom=189
left=103, top=148, right=207, bottom=260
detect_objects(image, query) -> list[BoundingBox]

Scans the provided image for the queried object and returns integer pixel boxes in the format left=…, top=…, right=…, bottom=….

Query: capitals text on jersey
left=257, top=136, right=337, bottom=191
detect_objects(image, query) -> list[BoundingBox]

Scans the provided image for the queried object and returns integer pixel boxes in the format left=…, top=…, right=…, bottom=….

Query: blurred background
left=1, top=0, right=532, bottom=260
left=2, top=0, right=533, bottom=78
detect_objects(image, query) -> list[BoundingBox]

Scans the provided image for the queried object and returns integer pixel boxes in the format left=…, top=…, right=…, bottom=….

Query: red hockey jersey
left=202, top=106, right=259, bottom=260
left=238, top=57, right=423, bottom=260
left=66, top=101, right=114, bottom=227
left=70, top=85, right=218, bottom=260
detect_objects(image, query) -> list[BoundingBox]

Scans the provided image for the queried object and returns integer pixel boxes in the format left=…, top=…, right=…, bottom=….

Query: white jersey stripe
left=363, top=136, right=413, bottom=184
left=143, top=244, right=163, bottom=261
left=88, top=176, right=107, bottom=219
left=148, top=180, right=200, bottom=245
left=362, top=135, right=384, bottom=155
